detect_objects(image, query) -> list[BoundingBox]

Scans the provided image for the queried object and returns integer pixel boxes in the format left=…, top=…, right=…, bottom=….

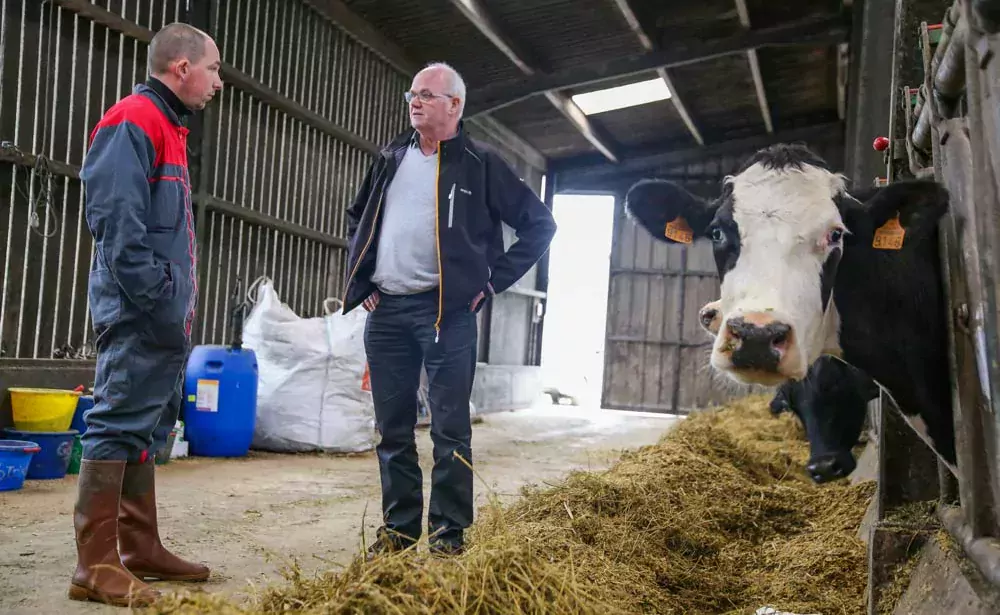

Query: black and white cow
left=625, top=143, right=956, bottom=477
left=698, top=298, right=878, bottom=482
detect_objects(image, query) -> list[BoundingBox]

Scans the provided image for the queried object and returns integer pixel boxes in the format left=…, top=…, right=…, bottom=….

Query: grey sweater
left=370, top=145, right=440, bottom=295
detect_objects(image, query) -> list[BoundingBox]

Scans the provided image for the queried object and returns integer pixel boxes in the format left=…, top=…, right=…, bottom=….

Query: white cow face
left=625, top=144, right=948, bottom=386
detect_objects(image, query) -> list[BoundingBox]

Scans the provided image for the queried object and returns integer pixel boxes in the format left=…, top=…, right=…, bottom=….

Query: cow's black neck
left=831, top=226, right=955, bottom=463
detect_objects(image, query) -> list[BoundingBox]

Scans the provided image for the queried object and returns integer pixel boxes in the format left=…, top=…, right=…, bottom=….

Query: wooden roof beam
left=448, top=0, right=621, bottom=163
left=466, top=13, right=849, bottom=117
left=734, top=0, right=774, bottom=134
left=609, top=0, right=704, bottom=146
left=301, top=0, right=547, bottom=170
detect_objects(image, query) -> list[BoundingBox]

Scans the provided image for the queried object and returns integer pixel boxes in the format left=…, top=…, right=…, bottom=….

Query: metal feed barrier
left=867, top=0, right=1000, bottom=611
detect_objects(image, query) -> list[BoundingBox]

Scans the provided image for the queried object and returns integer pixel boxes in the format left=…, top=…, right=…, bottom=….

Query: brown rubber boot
left=118, top=458, right=210, bottom=582
left=68, top=459, right=160, bottom=607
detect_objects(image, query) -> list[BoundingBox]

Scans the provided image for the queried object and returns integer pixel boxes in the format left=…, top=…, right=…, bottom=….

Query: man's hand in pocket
left=363, top=291, right=380, bottom=312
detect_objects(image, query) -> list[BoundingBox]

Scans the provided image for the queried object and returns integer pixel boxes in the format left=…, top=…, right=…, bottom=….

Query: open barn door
left=600, top=194, right=735, bottom=414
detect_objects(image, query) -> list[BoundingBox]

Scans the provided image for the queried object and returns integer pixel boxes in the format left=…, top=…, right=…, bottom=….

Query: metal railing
left=0, top=0, right=412, bottom=358
left=875, top=0, right=1000, bottom=605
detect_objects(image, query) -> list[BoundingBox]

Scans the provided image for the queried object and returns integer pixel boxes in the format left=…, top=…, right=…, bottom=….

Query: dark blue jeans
left=364, top=289, right=478, bottom=548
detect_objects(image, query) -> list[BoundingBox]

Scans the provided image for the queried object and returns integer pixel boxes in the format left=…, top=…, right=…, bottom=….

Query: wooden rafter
left=734, top=0, right=774, bottom=133
left=448, top=0, right=621, bottom=163
left=609, top=0, right=704, bottom=146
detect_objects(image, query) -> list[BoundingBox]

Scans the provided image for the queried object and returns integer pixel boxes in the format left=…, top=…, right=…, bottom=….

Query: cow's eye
left=710, top=227, right=724, bottom=243
left=828, top=229, right=844, bottom=244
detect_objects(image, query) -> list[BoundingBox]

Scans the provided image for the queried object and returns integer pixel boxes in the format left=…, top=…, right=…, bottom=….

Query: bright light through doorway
left=570, top=78, right=672, bottom=115
left=540, top=193, right=615, bottom=409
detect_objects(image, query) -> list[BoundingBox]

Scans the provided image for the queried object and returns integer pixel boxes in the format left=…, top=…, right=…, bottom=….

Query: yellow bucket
left=9, top=388, right=82, bottom=432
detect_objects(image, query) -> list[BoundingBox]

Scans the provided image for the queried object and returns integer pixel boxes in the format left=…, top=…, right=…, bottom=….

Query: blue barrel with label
left=182, top=344, right=258, bottom=457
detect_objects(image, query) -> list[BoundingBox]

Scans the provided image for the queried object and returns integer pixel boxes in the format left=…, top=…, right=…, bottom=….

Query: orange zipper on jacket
left=433, top=142, right=444, bottom=343
left=342, top=189, right=385, bottom=306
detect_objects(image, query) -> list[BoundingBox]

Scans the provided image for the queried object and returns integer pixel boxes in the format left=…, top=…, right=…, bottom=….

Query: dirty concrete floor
left=0, top=401, right=678, bottom=614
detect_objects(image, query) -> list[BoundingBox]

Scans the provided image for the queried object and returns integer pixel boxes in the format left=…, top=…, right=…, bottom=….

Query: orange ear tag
left=872, top=215, right=905, bottom=250
left=665, top=216, right=693, bottom=244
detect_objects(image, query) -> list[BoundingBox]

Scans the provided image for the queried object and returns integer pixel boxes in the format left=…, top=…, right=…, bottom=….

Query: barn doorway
left=539, top=192, right=616, bottom=408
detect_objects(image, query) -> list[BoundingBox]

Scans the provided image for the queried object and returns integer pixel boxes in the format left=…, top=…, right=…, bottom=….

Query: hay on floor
left=146, top=394, right=875, bottom=615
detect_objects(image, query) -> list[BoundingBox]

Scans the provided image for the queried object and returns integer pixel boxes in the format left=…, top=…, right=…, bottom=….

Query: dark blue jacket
left=81, top=83, right=197, bottom=348
left=342, top=123, right=557, bottom=333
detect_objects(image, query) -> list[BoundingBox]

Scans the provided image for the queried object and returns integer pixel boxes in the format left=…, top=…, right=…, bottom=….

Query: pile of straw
left=148, top=394, right=874, bottom=615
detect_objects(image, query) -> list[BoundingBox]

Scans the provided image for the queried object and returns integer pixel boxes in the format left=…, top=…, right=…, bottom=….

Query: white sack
left=241, top=278, right=375, bottom=453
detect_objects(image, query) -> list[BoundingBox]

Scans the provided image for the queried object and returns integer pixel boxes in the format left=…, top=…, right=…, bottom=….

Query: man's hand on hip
left=363, top=291, right=380, bottom=312
left=470, top=282, right=495, bottom=312
left=470, top=291, right=485, bottom=312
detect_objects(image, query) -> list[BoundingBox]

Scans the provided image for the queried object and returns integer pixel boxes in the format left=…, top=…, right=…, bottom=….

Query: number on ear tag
left=665, top=216, right=693, bottom=244
left=872, top=215, right=905, bottom=250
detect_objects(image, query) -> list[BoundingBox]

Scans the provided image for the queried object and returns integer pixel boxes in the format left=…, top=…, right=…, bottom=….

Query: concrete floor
left=0, top=400, right=679, bottom=614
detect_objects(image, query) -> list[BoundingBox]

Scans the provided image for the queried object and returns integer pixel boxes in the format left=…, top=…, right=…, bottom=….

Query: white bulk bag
left=241, top=277, right=375, bottom=453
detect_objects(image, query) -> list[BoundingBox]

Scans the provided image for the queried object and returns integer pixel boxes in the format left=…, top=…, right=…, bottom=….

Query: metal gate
left=865, top=0, right=1000, bottom=610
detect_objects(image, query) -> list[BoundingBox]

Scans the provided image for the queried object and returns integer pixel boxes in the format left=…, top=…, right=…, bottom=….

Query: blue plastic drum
left=182, top=345, right=259, bottom=457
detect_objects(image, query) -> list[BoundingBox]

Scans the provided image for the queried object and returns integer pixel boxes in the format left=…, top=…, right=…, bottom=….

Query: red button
left=873, top=136, right=890, bottom=151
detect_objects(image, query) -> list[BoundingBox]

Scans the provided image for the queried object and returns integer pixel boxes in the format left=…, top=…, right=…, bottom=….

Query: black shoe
left=365, top=527, right=416, bottom=561
left=429, top=541, right=464, bottom=557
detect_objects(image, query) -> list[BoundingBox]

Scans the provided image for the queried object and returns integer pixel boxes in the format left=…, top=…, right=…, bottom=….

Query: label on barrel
left=196, top=379, right=219, bottom=412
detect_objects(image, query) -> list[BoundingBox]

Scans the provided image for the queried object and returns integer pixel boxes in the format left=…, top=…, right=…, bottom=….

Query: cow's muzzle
left=806, top=451, right=857, bottom=483
left=721, top=314, right=792, bottom=373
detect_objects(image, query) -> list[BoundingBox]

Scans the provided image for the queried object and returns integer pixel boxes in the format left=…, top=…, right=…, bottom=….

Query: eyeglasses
left=404, top=89, right=453, bottom=104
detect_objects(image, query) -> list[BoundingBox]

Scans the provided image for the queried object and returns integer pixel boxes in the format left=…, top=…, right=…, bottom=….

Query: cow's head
left=770, top=356, right=880, bottom=483
left=625, top=143, right=948, bottom=385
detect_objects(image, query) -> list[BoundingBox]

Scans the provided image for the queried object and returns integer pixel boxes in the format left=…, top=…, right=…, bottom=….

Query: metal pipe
left=938, top=504, right=1000, bottom=588
left=16, top=1, right=49, bottom=358
left=49, top=4, right=73, bottom=358
left=912, top=3, right=966, bottom=152
left=68, top=13, right=95, bottom=351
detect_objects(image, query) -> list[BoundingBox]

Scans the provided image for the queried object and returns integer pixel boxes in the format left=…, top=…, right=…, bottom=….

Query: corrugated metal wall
left=0, top=0, right=544, bottom=369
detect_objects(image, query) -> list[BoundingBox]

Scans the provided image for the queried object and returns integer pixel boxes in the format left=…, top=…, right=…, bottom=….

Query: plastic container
left=2, top=429, right=78, bottom=480
left=9, top=388, right=82, bottom=432
left=182, top=345, right=259, bottom=457
left=70, top=395, right=94, bottom=434
left=67, top=435, right=83, bottom=475
left=0, top=439, right=41, bottom=491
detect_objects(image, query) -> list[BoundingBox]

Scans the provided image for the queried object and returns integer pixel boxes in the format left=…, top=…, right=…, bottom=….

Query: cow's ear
left=849, top=180, right=949, bottom=247
left=625, top=179, right=715, bottom=244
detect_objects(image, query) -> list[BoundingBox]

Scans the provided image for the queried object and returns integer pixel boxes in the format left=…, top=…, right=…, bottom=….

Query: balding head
left=148, top=23, right=210, bottom=75
left=408, top=62, right=465, bottom=142
left=146, top=22, right=223, bottom=111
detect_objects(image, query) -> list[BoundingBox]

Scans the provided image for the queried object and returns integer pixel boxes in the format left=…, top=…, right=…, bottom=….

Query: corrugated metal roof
left=479, top=0, right=645, bottom=72
left=340, top=0, right=524, bottom=85
left=489, top=96, right=597, bottom=158
left=337, top=0, right=848, bottom=169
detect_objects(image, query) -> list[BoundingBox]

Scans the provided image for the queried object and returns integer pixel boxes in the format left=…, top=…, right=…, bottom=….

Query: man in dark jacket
left=71, top=23, right=222, bottom=607
left=343, top=62, right=556, bottom=557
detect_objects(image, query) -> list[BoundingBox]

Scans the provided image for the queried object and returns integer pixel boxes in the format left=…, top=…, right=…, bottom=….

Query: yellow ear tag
left=872, top=214, right=905, bottom=250
left=665, top=216, right=693, bottom=244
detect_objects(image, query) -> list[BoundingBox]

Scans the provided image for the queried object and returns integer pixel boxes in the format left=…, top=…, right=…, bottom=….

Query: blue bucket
left=2, top=429, right=78, bottom=480
left=70, top=395, right=94, bottom=434
left=0, top=439, right=40, bottom=491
